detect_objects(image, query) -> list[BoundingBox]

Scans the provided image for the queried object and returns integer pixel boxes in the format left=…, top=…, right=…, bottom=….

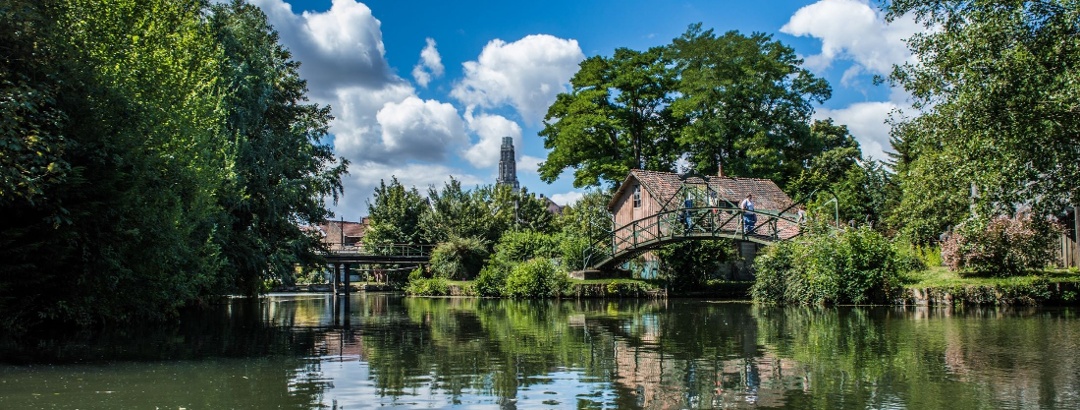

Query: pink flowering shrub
left=941, top=213, right=1061, bottom=277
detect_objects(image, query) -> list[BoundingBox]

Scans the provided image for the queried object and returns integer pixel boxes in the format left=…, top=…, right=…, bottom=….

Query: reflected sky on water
left=2, top=293, right=1079, bottom=409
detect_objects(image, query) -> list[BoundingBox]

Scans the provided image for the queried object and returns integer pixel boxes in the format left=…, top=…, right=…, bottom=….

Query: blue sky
left=245, top=0, right=921, bottom=219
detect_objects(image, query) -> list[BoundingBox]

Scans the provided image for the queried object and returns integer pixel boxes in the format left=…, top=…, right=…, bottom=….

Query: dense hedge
left=751, top=226, right=905, bottom=305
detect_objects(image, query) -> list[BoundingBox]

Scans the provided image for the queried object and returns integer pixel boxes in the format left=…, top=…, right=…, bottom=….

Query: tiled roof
left=317, top=220, right=369, bottom=245
left=608, top=169, right=795, bottom=212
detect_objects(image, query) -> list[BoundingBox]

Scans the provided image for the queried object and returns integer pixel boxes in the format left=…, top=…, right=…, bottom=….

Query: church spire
left=496, top=136, right=519, bottom=190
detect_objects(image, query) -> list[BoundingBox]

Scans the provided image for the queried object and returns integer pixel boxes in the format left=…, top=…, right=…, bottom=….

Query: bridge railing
left=590, top=206, right=804, bottom=266
left=327, top=243, right=435, bottom=257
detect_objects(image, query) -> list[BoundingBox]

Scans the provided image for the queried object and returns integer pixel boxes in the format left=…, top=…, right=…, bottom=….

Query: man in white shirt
left=740, top=193, right=756, bottom=234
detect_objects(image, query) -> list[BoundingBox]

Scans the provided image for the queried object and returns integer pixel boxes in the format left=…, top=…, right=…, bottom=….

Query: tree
left=887, top=0, right=1080, bottom=214
left=539, top=24, right=840, bottom=190
left=669, top=25, right=832, bottom=185
left=363, top=177, right=429, bottom=246
left=209, top=0, right=348, bottom=294
left=538, top=47, right=680, bottom=188
left=420, top=178, right=500, bottom=244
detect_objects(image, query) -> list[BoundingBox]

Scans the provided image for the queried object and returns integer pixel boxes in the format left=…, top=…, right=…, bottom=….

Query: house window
left=633, top=185, right=641, bottom=208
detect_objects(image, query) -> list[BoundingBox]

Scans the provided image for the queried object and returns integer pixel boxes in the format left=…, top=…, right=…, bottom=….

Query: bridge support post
left=343, top=263, right=351, bottom=296
left=737, top=241, right=760, bottom=281
left=332, top=263, right=340, bottom=294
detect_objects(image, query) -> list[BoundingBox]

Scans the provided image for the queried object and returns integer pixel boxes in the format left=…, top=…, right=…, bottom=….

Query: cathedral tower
left=496, top=136, right=519, bottom=190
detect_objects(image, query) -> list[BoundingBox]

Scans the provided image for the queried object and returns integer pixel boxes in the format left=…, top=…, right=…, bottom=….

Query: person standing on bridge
left=740, top=193, right=756, bottom=234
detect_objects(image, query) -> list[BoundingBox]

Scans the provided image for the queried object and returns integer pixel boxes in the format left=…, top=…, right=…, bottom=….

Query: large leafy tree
left=539, top=47, right=680, bottom=188
left=540, top=24, right=839, bottom=190
left=0, top=0, right=347, bottom=329
left=209, top=1, right=348, bottom=294
left=670, top=25, right=832, bottom=185
left=887, top=0, right=1080, bottom=215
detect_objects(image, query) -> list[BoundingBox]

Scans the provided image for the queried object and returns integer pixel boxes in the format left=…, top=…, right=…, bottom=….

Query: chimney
left=717, top=163, right=724, bottom=178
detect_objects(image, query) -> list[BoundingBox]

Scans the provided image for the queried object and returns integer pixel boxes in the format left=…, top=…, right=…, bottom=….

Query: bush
left=503, top=258, right=568, bottom=298
left=474, top=264, right=509, bottom=297
left=429, top=236, right=489, bottom=280
left=751, top=226, right=904, bottom=305
left=404, top=277, right=451, bottom=296
left=941, top=213, right=1061, bottom=277
left=492, top=230, right=560, bottom=264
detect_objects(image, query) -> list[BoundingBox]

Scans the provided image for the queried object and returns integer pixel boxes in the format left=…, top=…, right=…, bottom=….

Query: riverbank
left=900, top=267, right=1080, bottom=306
left=277, top=269, right=1080, bottom=307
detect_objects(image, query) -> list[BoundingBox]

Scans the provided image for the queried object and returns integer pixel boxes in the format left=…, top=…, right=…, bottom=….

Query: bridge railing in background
left=328, top=243, right=435, bottom=257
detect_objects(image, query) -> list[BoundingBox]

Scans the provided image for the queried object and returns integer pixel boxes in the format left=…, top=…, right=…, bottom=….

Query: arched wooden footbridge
left=588, top=205, right=803, bottom=270
left=588, top=169, right=808, bottom=272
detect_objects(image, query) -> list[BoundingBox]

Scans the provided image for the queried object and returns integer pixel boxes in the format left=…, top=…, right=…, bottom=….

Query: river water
left=1, top=294, right=1078, bottom=409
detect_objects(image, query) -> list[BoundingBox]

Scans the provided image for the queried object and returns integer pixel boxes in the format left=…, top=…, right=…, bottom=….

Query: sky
left=242, top=0, right=922, bottom=220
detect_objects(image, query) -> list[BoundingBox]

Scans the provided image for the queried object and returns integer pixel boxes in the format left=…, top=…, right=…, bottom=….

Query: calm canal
left=1, top=294, right=1078, bottom=409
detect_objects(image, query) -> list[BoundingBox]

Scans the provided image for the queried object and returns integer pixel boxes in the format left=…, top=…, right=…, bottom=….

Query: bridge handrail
left=327, top=243, right=435, bottom=257
left=588, top=205, right=805, bottom=267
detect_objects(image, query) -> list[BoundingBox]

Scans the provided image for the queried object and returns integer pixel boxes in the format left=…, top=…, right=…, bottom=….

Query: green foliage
left=503, top=258, right=569, bottom=299
left=404, top=277, right=451, bottom=296
left=363, top=177, right=429, bottom=246
left=209, top=1, right=347, bottom=295
left=420, top=179, right=511, bottom=245
left=0, top=0, right=345, bottom=329
left=429, top=236, right=489, bottom=280
left=474, top=264, right=509, bottom=297
left=491, top=230, right=560, bottom=264
left=540, top=23, right=844, bottom=189
left=554, top=190, right=611, bottom=270
left=886, top=1, right=1080, bottom=223
left=656, top=240, right=735, bottom=290
left=941, top=214, right=1062, bottom=277
left=669, top=25, right=831, bottom=185
left=752, top=226, right=905, bottom=305
left=539, top=47, right=679, bottom=188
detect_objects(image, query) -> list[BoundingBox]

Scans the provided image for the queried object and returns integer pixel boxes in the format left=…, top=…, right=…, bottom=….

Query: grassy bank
left=900, top=267, right=1080, bottom=306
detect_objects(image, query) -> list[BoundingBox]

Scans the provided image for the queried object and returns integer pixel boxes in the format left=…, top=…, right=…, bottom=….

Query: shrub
left=492, top=230, right=560, bottom=264
left=429, top=236, right=489, bottom=280
left=404, top=276, right=451, bottom=296
left=503, top=258, right=568, bottom=298
left=941, top=213, right=1061, bottom=277
left=474, top=264, right=509, bottom=297
left=751, top=226, right=904, bottom=305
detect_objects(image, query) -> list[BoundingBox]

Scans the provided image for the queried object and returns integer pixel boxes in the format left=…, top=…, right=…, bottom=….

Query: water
left=2, top=294, right=1079, bottom=409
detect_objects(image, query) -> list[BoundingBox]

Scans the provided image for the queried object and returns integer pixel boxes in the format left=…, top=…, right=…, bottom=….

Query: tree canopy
left=887, top=0, right=1080, bottom=222
left=539, top=24, right=836, bottom=190
left=0, top=0, right=346, bottom=330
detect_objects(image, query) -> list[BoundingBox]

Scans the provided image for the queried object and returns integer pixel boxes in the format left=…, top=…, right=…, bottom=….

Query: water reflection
left=1, top=295, right=1078, bottom=409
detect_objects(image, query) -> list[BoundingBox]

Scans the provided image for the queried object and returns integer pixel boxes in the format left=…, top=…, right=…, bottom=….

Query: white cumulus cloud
left=781, top=0, right=919, bottom=76
left=815, top=101, right=907, bottom=162
left=412, top=37, right=445, bottom=87
left=550, top=191, right=585, bottom=207
left=451, top=34, right=585, bottom=124
left=462, top=110, right=523, bottom=168
left=518, top=155, right=544, bottom=175
left=376, top=97, right=468, bottom=161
